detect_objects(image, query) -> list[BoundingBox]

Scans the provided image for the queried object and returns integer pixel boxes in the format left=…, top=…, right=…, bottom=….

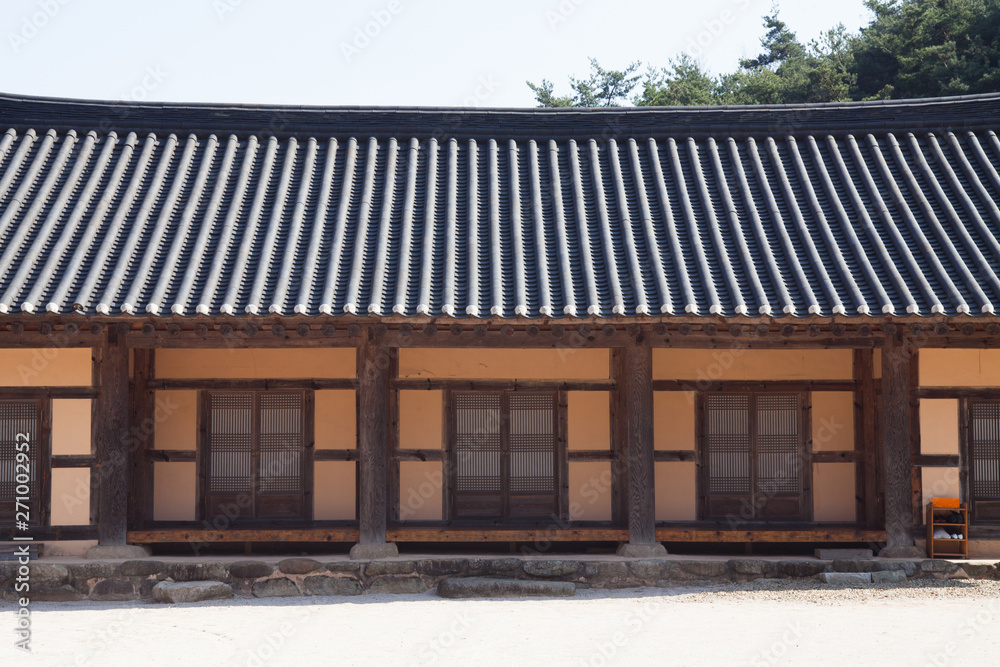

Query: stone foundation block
left=302, top=576, right=363, bottom=596
left=85, top=545, right=151, bottom=560
left=278, top=558, right=323, bottom=575
left=90, top=579, right=136, bottom=601
left=119, top=560, right=165, bottom=577
left=349, top=543, right=399, bottom=560
left=523, top=560, right=580, bottom=578
left=252, top=578, right=300, bottom=598
left=819, top=572, right=872, bottom=585
left=153, top=580, right=234, bottom=604
left=32, top=585, right=86, bottom=602
left=229, top=561, right=275, bottom=579
left=438, top=577, right=576, bottom=598
left=871, top=570, right=908, bottom=584
left=369, top=576, right=429, bottom=594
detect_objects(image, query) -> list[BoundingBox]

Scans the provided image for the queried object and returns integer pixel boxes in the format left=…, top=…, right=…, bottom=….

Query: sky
left=2, top=0, right=873, bottom=108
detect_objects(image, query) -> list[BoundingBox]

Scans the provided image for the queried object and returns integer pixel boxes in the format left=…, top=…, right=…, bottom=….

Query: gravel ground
left=2, top=580, right=998, bottom=666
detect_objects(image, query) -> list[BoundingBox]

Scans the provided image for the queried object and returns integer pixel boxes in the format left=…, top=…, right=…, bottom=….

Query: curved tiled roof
left=0, top=92, right=999, bottom=319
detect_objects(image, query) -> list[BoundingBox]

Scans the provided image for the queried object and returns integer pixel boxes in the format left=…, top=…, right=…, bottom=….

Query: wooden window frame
left=962, top=399, right=1000, bottom=524
left=445, top=389, right=567, bottom=524
left=197, top=389, right=314, bottom=523
left=696, top=390, right=812, bottom=523
left=0, top=396, right=51, bottom=528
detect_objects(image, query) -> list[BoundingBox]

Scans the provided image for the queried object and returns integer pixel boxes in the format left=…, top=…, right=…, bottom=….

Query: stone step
left=152, top=580, right=234, bottom=604
left=819, top=572, right=872, bottom=585
left=437, top=577, right=576, bottom=599
left=814, top=549, right=873, bottom=560
left=872, top=570, right=908, bottom=584
left=0, top=542, right=42, bottom=560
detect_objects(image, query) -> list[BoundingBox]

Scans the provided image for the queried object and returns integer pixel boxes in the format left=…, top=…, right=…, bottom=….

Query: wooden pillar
left=879, top=337, right=923, bottom=557
left=350, top=329, right=398, bottom=559
left=853, top=349, right=880, bottom=528
left=610, top=349, right=628, bottom=524
left=616, top=332, right=666, bottom=557
left=129, top=349, right=155, bottom=528
left=909, top=350, right=923, bottom=527
left=97, top=325, right=130, bottom=546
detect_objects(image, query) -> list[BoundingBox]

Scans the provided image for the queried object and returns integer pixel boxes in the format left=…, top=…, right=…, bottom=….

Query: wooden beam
left=127, top=527, right=360, bottom=543
left=569, top=450, right=615, bottom=462
left=386, top=527, right=628, bottom=542
left=392, top=378, right=614, bottom=391
left=393, top=449, right=444, bottom=462
left=913, top=455, right=960, bottom=467
left=146, top=450, right=198, bottom=463
left=880, top=338, right=920, bottom=555
left=652, top=450, right=697, bottom=463
left=0, top=386, right=98, bottom=398
left=386, top=330, right=634, bottom=349
left=654, top=527, right=886, bottom=543
left=651, top=337, right=878, bottom=350
left=356, top=333, right=393, bottom=546
left=126, top=333, right=358, bottom=349
left=51, top=454, right=97, bottom=468
left=890, top=335, right=1000, bottom=349
left=0, top=332, right=100, bottom=348
left=918, top=387, right=1000, bottom=399
left=809, top=451, right=862, bottom=463
left=314, top=449, right=360, bottom=461
left=622, top=334, right=657, bottom=547
left=123, top=524, right=884, bottom=544
left=96, top=325, right=130, bottom=546
left=653, top=380, right=858, bottom=392
left=969, top=525, right=1000, bottom=539
left=4, top=525, right=99, bottom=541
left=146, top=378, right=356, bottom=391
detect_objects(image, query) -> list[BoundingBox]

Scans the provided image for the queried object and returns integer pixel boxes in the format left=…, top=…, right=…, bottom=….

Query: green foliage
left=633, top=55, right=718, bottom=107
left=527, top=59, right=642, bottom=108
left=739, top=9, right=805, bottom=70
left=852, top=0, right=1000, bottom=99
left=527, top=0, right=1000, bottom=107
left=525, top=80, right=574, bottom=108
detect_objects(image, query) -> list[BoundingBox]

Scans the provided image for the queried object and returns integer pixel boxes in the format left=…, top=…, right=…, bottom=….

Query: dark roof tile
left=1, top=92, right=1000, bottom=319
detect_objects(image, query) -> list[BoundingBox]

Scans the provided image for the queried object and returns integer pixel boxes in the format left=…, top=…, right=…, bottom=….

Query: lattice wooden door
left=969, top=401, right=1000, bottom=522
left=451, top=391, right=559, bottom=521
left=0, top=399, right=44, bottom=525
left=203, top=391, right=308, bottom=521
left=703, top=393, right=807, bottom=521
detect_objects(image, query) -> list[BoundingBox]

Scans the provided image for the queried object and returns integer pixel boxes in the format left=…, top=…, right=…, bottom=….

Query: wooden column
left=853, top=349, right=880, bottom=528
left=129, top=349, right=155, bottom=528
left=879, top=337, right=923, bottom=557
left=616, top=332, right=666, bottom=557
left=97, top=325, right=130, bottom=546
left=351, top=329, right=398, bottom=559
left=610, top=349, right=628, bottom=525
left=909, top=350, right=923, bottom=527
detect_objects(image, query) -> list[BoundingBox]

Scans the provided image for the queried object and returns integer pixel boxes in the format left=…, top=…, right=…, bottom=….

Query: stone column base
left=616, top=543, right=668, bottom=558
left=349, top=542, right=400, bottom=560
left=878, top=545, right=926, bottom=559
left=86, top=545, right=152, bottom=560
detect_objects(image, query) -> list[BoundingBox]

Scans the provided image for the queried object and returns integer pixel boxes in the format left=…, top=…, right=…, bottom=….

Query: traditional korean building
left=1, top=91, right=999, bottom=560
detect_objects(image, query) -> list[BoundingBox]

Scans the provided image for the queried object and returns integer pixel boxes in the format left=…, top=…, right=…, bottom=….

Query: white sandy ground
left=2, top=580, right=999, bottom=667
